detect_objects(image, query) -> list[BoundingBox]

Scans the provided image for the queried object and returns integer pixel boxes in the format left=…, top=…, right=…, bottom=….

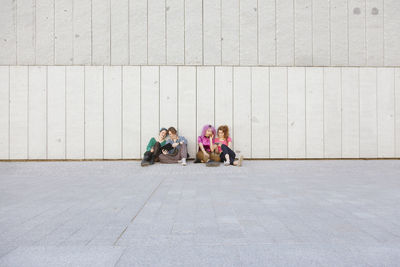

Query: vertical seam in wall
left=53, top=0, right=55, bottom=65
left=256, top=0, right=259, bottom=65
left=72, top=0, right=74, bottom=65
left=268, top=67, right=270, bottom=158
left=286, top=67, right=288, bottom=157
left=165, top=0, right=167, bottom=64
left=347, top=0, right=349, bottom=65
left=15, top=0, right=18, bottom=64
left=293, top=0, right=295, bottom=66
left=311, top=0, right=313, bottom=66
left=34, top=0, right=36, bottom=65
left=382, top=0, right=385, bottom=66
left=109, top=0, right=111, bottom=65
left=304, top=67, right=307, bottom=157
left=323, top=67, right=325, bottom=157
left=139, top=66, right=142, bottom=157
left=102, top=66, right=104, bottom=159
left=195, top=66, right=198, bottom=147
left=274, top=0, right=277, bottom=66
left=376, top=68, right=378, bottom=156
left=8, top=67, right=10, bottom=159
left=90, top=0, right=93, bottom=65
left=329, top=0, right=331, bottom=65
left=177, top=67, right=179, bottom=130
left=238, top=0, right=240, bottom=65
left=64, top=66, right=67, bottom=159
left=158, top=66, right=160, bottom=130
left=232, top=66, right=234, bottom=151
left=213, top=66, right=215, bottom=126
left=146, top=0, right=148, bottom=64
left=340, top=67, right=343, bottom=157
left=183, top=0, right=186, bottom=65
left=364, top=0, right=366, bottom=66
left=250, top=67, right=252, bottom=156
left=84, top=66, right=86, bottom=158
left=250, top=67, right=252, bottom=158
left=121, top=66, right=123, bottom=158
left=27, top=67, right=29, bottom=159
left=128, top=0, right=130, bottom=65
left=341, top=67, right=344, bottom=157
left=358, top=67, right=360, bottom=157
left=394, top=69, right=396, bottom=156
left=46, top=66, right=48, bottom=159
left=220, top=0, right=222, bottom=65
left=202, top=0, right=204, bottom=65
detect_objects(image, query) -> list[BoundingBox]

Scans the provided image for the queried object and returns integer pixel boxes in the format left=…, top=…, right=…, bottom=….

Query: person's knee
left=221, top=144, right=229, bottom=152
left=196, top=151, right=203, bottom=160
left=211, top=153, right=220, bottom=162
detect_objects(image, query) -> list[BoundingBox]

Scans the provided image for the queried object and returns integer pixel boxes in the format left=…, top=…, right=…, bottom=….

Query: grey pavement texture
left=0, top=160, right=400, bottom=267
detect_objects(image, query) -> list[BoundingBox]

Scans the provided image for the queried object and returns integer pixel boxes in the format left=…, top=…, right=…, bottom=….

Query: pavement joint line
left=112, top=176, right=167, bottom=246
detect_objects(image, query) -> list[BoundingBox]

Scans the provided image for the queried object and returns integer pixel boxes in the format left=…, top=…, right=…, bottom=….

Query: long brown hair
left=217, top=125, right=229, bottom=139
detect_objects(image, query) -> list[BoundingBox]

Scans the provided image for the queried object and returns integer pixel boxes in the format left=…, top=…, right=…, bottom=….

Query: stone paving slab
left=0, top=160, right=400, bottom=266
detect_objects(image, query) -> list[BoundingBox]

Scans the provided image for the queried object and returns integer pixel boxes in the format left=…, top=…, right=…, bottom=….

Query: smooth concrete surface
left=0, top=160, right=400, bottom=266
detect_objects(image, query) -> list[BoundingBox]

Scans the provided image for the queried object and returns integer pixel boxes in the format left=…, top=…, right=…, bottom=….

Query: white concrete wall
left=0, top=66, right=399, bottom=159
left=0, top=0, right=399, bottom=159
left=1, top=0, right=400, bottom=66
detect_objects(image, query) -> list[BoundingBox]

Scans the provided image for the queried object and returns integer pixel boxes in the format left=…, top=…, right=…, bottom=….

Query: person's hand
left=150, top=148, right=154, bottom=153
left=203, top=151, right=208, bottom=157
left=179, top=141, right=183, bottom=145
left=162, top=149, right=168, bottom=155
left=172, top=143, right=179, bottom=148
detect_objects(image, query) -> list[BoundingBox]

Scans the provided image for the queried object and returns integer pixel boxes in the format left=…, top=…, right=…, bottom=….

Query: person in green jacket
left=141, top=128, right=168, bottom=166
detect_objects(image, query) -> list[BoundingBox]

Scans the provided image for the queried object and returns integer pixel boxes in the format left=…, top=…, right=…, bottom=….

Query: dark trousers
left=143, top=142, right=162, bottom=162
left=159, top=144, right=188, bottom=163
left=219, top=144, right=236, bottom=165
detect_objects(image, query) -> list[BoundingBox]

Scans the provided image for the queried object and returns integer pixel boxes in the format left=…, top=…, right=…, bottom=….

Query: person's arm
left=209, top=135, right=214, bottom=152
left=198, top=137, right=207, bottom=154
left=228, top=138, right=232, bottom=149
left=179, top=136, right=188, bottom=145
left=199, top=143, right=207, bottom=154
left=146, top=138, right=155, bottom=152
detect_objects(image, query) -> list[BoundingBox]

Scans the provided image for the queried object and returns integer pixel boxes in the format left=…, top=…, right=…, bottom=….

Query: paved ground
left=0, top=160, right=400, bottom=266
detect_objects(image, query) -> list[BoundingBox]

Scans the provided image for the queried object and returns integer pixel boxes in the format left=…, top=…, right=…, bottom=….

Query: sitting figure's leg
left=220, top=144, right=236, bottom=165
left=159, top=147, right=181, bottom=164
left=179, top=144, right=188, bottom=165
left=220, top=144, right=230, bottom=165
left=221, top=145, right=242, bottom=166
left=141, top=151, right=153, bottom=166
left=210, top=152, right=221, bottom=162
left=150, top=142, right=161, bottom=164
left=196, top=150, right=209, bottom=163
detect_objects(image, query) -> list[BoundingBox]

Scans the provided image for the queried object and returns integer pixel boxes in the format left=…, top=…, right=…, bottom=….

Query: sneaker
left=224, top=161, right=230, bottom=166
left=141, top=159, right=150, bottom=167
left=238, top=155, right=243, bottom=167
left=181, top=158, right=187, bottom=166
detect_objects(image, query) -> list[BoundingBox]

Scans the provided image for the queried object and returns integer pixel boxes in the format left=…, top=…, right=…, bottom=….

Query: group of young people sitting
left=141, top=124, right=243, bottom=167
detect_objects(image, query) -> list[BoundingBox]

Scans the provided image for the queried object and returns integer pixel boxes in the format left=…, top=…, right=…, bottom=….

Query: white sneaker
left=181, top=158, right=187, bottom=166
